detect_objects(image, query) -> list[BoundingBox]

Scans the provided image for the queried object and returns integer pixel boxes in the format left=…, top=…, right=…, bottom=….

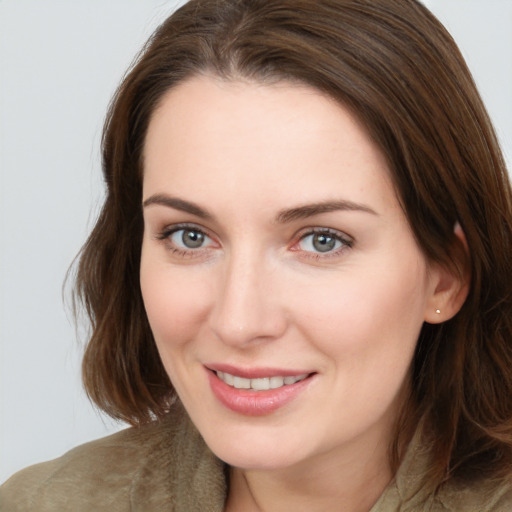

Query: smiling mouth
left=215, top=371, right=310, bottom=391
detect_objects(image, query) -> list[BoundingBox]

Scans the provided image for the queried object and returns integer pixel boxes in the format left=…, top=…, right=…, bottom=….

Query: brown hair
left=76, top=0, right=512, bottom=489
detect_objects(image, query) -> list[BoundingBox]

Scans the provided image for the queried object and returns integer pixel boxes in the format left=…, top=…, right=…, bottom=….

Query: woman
left=2, top=0, right=512, bottom=510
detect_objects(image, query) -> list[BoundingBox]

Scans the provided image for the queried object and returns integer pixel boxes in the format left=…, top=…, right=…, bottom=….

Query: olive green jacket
left=2, top=405, right=512, bottom=511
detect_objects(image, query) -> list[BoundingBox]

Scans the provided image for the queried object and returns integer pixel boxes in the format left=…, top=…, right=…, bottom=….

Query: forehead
left=142, top=75, right=396, bottom=215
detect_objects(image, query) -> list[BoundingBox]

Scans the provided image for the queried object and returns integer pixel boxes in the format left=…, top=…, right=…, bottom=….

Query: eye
left=170, top=228, right=205, bottom=248
left=169, top=227, right=214, bottom=250
left=295, top=229, right=352, bottom=255
left=155, top=224, right=217, bottom=256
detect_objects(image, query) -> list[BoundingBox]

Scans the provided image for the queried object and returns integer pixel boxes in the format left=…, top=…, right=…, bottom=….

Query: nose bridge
left=210, top=244, right=286, bottom=346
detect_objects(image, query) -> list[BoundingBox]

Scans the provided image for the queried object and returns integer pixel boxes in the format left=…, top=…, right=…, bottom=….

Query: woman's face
left=140, top=76, right=441, bottom=471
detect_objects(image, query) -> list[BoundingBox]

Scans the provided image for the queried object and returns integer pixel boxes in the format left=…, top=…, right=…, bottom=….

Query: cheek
left=139, top=257, right=211, bottom=351
left=289, top=258, right=429, bottom=360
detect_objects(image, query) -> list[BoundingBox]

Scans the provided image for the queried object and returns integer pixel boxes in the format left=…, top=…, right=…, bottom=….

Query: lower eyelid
left=295, top=242, right=352, bottom=262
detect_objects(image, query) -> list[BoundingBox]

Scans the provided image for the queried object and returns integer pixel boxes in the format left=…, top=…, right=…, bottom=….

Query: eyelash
left=155, top=224, right=353, bottom=260
left=156, top=223, right=216, bottom=258
left=291, top=227, right=354, bottom=260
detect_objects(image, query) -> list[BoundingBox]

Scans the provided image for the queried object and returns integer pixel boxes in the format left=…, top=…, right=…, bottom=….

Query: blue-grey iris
left=182, top=230, right=204, bottom=248
left=313, top=234, right=336, bottom=252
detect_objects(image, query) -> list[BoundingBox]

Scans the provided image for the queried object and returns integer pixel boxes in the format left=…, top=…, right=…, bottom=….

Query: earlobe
left=424, top=223, right=470, bottom=324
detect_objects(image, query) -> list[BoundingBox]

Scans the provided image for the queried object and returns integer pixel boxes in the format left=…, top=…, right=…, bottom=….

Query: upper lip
left=206, top=363, right=314, bottom=379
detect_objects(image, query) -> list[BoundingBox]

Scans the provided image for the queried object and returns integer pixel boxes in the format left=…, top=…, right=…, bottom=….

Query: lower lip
left=207, top=370, right=314, bottom=416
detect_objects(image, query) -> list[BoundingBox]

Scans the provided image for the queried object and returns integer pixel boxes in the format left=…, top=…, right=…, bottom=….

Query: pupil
left=313, top=234, right=335, bottom=252
left=182, top=230, right=204, bottom=248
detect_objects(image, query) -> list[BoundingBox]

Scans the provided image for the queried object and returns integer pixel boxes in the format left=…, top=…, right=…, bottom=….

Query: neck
left=225, top=428, right=394, bottom=512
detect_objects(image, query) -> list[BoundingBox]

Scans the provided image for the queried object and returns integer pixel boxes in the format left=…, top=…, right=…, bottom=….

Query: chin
left=216, top=448, right=303, bottom=471
left=199, top=424, right=313, bottom=471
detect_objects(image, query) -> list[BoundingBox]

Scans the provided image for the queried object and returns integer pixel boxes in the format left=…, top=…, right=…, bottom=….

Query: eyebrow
left=276, top=200, right=377, bottom=223
left=143, top=194, right=213, bottom=220
left=142, top=194, right=377, bottom=223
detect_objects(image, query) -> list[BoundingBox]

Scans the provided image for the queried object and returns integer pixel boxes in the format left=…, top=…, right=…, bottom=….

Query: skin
left=140, top=75, right=463, bottom=512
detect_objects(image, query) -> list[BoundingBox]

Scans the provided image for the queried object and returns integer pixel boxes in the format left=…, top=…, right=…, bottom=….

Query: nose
left=209, top=249, right=288, bottom=347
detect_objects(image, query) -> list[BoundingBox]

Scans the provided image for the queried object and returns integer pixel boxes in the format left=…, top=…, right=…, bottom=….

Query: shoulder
left=434, top=477, right=512, bottom=512
left=0, top=420, right=167, bottom=512
left=374, top=429, right=512, bottom=512
left=373, top=469, right=512, bottom=512
left=0, top=407, right=226, bottom=512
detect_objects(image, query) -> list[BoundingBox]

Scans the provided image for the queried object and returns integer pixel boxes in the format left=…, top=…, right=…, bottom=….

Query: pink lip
left=206, top=366, right=315, bottom=416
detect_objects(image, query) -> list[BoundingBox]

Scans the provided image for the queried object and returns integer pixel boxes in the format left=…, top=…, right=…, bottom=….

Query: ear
left=424, top=223, right=470, bottom=324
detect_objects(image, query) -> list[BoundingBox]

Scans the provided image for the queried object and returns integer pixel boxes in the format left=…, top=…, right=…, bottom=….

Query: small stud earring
left=435, top=309, right=441, bottom=314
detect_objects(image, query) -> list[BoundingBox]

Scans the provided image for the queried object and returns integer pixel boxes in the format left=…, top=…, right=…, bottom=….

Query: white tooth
left=269, top=376, right=285, bottom=389
left=233, top=376, right=251, bottom=389
left=251, top=378, right=271, bottom=391
left=283, top=374, right=309, bottom=385
left=220, top=372, right=308, bottom=389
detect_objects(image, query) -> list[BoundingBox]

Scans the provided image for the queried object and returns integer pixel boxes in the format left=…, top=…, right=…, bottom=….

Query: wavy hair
left=76, top=0, right=512, bottom=490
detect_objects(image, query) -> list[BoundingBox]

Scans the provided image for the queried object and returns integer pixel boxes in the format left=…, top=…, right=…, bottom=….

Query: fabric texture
left=2, top=403, right=512, bottom=511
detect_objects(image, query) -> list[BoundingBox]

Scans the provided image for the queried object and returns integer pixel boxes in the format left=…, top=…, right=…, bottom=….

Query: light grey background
left=1, top=0, right=511, bottom=484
